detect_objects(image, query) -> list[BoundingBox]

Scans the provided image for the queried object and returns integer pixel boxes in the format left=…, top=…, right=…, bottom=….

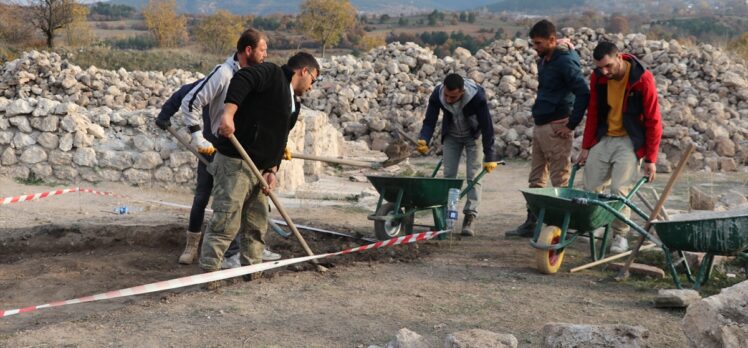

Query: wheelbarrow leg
left=599, top=224, right=612, bottom=260
left=694, top=253, right=715, bottom=290
left=531, top=208, right=546, bottom=242
left=664, top=248, right=683, bottom=289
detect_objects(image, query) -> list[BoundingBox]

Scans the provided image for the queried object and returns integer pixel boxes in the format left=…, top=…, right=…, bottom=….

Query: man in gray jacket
left=180, top=28, right=268, bottom=155
left=417, top=74, right=499, bottom=236
left=173, top=28, right=271, bottom=265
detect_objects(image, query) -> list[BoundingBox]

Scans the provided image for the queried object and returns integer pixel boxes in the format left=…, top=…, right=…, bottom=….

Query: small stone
left=133, top=151, right=163, bottom=170
left=385, top=328, right=429, bottom=348
left=20, top=145, right=48, bottom=164
left=12, top=133, right=36, bottom=148
left=445, top=329, right=518, bottom=348
left=9, top=117, right=33, bottom=133
left=542, top=323, right=650, bottom=348
left=1, top=147, right=17, bottom=165
left=6, top=99, right=34, bottom=116
left=37, top=132, right=59, bottom=149
left=655, top=289, right=701, bottom=308
left=73, top=148, right=97, bottom=167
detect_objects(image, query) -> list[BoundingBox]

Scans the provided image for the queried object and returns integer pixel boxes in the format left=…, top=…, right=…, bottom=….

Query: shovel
left=228, top=135, right=327, bottom=273
left=290, top=152, right=383, bottom=169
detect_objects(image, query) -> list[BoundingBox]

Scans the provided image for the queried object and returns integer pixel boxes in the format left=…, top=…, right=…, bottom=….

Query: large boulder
left=682, top=281, right=748, bottom=348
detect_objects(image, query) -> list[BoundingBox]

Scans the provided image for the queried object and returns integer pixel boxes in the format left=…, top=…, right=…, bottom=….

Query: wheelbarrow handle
left=459, top=166, right=493, bottom=199
left=568, top=163, right=582, bottom=188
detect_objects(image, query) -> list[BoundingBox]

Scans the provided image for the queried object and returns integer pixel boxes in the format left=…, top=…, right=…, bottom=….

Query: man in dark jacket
left=506, top=19, right=590, bottom=237
left=198, top=52, right=319, bottom=278
left=155, top=79, right=280, bottom=267
left=576, top=41, right=662, bottom=253
left=417, top=73, right=500, bottom=237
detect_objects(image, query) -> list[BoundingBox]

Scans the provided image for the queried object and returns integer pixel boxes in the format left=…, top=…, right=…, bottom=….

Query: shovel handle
left=291, top=153, right=380, bottom=169
left=166, top=127, right=210, bottom=166
left=228, top=135, right=326, bottom=272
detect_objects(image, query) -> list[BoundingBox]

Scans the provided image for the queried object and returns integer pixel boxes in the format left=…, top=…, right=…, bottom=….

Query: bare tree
left=28, top=0, right=76, bottom=48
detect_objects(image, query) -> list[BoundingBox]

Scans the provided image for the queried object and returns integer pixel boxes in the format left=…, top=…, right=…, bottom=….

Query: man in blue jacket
left=417, top=73, right=499, bottom=237
left=506, top=19, right=590, bottom=238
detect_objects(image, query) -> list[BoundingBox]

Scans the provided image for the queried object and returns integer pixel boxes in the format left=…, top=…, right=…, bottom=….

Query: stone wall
left=0, top=94, right=336, bottom=193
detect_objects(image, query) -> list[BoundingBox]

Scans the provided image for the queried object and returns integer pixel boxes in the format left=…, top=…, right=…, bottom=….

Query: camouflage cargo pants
left=199, top=152, right=268, bottom=272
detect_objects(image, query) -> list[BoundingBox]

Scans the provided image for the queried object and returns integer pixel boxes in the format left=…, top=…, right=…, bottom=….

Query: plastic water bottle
left=114, top=205, right=129, bottom=215
left=446, top=188, right=460, bottom=233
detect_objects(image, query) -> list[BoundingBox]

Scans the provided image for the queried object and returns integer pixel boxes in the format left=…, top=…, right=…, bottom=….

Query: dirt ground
left=1, top=159, right=720, bottom=347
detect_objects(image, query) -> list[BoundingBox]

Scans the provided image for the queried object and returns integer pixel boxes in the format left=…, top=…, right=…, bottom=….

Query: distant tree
left=143, top=0, right=188, bottom=48
left=730, top=32, right=748, bottom=60
left=398, top=16, right=408, bottom=26
left=427, top=10, right=439, bottom=26
left=298, top=0, right=357, bottom=57
left=494, top=27, right=505, bottom=39
left=467, top=12, right=476, bottom=24
left=0, top=3, right=36, bottom=45
left=194, top=10, right=244, bottom=55
left=379, top=14, right=390, bottom=24
left=358, top=34, right=385, bottom=51
left=27, top=0, right=77, bottom=48
left=607, top=13, right=630, bottom=33
left=253, top=16, right=280, bottom=30
left=63, top=3, right=94, bottom=46
left=459, top=12, right=467, bottom=22
left=89, top=2, right=136, bottom=21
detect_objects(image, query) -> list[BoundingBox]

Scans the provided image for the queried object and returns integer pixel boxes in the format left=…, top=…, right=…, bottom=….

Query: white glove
left=190, top=131, right=215, bottom=155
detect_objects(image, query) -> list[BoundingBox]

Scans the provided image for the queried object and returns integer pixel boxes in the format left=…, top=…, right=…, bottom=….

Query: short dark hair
left=237, top=28, right=266, bottom=53
left=529, top=19, right=556, bottom=39
left=593, top=41, right=619, bottom=60
left=286, top=51, right=321, bottom=74
left=443, top=73, right=464, bottom=90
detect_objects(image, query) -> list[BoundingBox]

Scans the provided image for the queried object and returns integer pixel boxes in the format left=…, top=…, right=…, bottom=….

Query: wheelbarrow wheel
left=374, top=203, right=414, bottom=240
left=535, top=225, right=566, bottom=274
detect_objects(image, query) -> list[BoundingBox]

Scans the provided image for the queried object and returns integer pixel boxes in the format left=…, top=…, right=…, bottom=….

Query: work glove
left=283, top=147, right=292, bottom=160
left=190, top=131, right=216, bottom=155
left=155, top=118, right=171, bottom=130
left=483, top=162, right=498, bottom=173
left=416, top=139, right=429, bottom=154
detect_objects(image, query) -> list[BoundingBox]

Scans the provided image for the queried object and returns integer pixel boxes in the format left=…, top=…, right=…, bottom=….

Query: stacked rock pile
left=304, top=27, right=748, bottom=172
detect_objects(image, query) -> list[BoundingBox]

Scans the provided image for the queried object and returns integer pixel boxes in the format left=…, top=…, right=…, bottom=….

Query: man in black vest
left=198, top=52, right=319, bottom=280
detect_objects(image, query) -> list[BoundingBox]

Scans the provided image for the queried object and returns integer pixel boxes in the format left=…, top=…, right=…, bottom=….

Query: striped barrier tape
left=1, top=187, right=126, bottom=205
left=0, top=230, right=445, bottom=318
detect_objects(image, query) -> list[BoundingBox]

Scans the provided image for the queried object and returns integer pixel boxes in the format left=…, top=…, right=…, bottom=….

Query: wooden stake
left=615, top=144, right=695, bottom=281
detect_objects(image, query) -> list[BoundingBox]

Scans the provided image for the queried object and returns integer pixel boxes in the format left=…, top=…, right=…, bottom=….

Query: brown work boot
left=178, top=231, right=202, bottom=265
left=505, top=209, right=536, bottom=238
left=461, top=213, right=476, bottom=236
left=243, top=271, right=263, bottom=282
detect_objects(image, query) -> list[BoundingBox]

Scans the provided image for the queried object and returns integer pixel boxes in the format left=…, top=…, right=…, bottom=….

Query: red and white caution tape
left=0, top=230, right=445, bottom=318
left=0, top=187, right=126, bottom=205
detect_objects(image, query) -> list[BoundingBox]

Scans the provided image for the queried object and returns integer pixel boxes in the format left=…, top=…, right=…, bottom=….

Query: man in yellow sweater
left=576, top=41, right=663, bottom=254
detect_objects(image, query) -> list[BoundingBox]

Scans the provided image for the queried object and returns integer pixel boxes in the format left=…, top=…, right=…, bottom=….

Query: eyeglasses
left=310, top=72, right=318, bottom=85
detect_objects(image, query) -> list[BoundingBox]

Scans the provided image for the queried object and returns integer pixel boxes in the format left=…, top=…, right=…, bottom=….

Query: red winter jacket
left=581, top=54, right=662, bottom=163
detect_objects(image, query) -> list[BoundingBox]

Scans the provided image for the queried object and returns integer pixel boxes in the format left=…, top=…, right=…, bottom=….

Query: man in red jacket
left=576, top=41, right=662, bottom=254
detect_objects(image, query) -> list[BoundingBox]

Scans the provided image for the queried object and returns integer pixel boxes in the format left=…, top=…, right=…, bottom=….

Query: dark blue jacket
left=419, top=85, right=498, bottom=162
left=157, top=79, right=217, bottom=144
left=532, top=47, right=590, bottom=129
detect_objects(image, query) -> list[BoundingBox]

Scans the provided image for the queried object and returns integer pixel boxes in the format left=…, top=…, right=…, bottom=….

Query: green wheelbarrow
left=366, top=160, right=493, bottom=241
left=651, top=210, right=748, bottom=289
left=521, top=164, right=652, bottom=273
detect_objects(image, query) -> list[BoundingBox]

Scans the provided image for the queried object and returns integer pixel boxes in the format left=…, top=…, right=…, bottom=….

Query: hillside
left=108, top=0, right=499, bottom=15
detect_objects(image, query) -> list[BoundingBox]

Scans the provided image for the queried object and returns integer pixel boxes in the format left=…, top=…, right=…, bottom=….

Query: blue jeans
left=442, top=135, right=483, bottom=216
